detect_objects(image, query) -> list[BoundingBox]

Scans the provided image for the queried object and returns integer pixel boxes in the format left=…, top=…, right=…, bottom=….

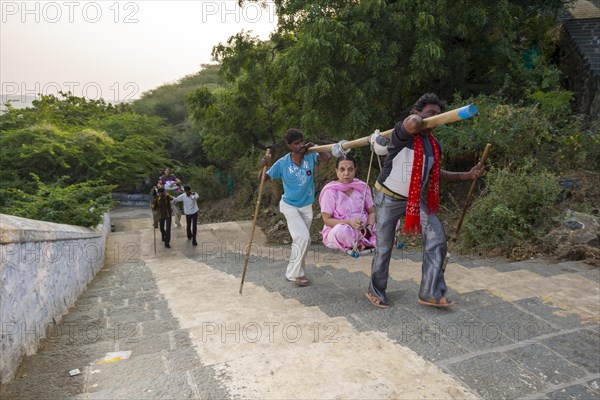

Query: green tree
left=187, top=33, right=292, bottom=165
left=133, top=64, right=225, bottom=126
left=269, top=0, right=573, bottom=130
left=132, top=65, right=226, bottom=165
left=186, top=0, right=573, bottom=166
left=1, top=93, right=171, bottom=188
left=2, top=175, right=115, bottom=227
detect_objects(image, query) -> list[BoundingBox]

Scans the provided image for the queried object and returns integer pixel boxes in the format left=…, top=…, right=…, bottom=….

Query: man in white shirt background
left=173, top=185, right=200, bottom=246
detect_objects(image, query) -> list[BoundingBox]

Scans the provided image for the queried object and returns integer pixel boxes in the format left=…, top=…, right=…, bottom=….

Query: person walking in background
left=150, top=183, right=162, bottom=229
left=261, top=128, right=332, bottom=286
left=367, top=93, right=484, bottom=308
left=173, top=185, right=200, bottom=246
left=152, top=187, right=173, bottom=248
left=159, top=167, right=183, bottom=228
left=319, top=154, right=376, bottom=255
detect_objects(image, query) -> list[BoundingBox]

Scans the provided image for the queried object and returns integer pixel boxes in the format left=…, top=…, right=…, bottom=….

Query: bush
left=437, top=93, right=600, bottom=176
left=462, top=164, right=561, bottom=252
left=0, top=175, right=115, bottom=227
left=180, top=165, right=227, bottom=201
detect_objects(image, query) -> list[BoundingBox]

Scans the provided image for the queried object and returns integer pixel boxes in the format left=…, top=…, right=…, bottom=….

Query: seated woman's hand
left=349, top=218, right=363, bottom=231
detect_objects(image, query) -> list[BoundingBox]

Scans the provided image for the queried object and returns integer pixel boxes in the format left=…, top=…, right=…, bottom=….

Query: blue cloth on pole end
left=457, top=104, right=478, bottom=119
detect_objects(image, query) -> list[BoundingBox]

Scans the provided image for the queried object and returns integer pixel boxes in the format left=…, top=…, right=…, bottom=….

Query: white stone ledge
left=0, top=214, right=104, bottom=244
left=0, top=212, right=111, bottom=384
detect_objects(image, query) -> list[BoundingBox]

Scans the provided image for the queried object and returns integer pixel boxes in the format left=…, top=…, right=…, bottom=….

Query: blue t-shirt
left=267, top=152, right=319, bottom=207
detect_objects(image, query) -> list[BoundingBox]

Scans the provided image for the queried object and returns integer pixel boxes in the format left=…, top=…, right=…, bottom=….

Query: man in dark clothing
left=367, top=93, right=484, bottom=308
left=152, top=188, right=173, bottom=248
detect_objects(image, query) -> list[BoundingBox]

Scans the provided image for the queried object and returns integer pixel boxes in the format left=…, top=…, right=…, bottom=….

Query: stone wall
left=112, top=192, right=151, bottom=207
left=0, top=213, right=110, bottom=384
left=559, top=19, right=600, bottom=118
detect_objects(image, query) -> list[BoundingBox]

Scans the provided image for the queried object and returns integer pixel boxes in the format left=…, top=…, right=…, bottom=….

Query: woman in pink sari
left=319, top=155, right=376, bottom=254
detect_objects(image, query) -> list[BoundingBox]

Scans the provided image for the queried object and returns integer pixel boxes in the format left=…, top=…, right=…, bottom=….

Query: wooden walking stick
left=239, top=148, right=271, bottom=294
left=455, top=143, right=492, bottom=237
left=151, top=201, right=157, bottom=254
left=442, top=143, right=492, bottom=272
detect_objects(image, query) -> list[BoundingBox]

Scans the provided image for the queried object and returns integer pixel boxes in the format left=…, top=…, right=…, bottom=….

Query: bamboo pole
left=239, top=148, right=271, bottom=294
left=306, top=104, right=478, bottom=154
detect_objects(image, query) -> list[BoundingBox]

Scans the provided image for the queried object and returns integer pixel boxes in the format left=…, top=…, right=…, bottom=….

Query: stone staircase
left=0, top=258, right=223, bottom=399
left=1, top=208, right=598, bottom=399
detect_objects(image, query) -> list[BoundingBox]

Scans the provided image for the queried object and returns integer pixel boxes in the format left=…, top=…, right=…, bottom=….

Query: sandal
left=417, top=296, right=454, bottom=308
left=366, top=291, right=391, bottom=308
left=295, top=276, right=310, bottom=287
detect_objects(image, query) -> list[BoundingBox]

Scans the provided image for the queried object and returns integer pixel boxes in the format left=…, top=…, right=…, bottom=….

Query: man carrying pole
left=260, top=129, right=332, bottom=287
left=366, top=93, right=485, bottom=308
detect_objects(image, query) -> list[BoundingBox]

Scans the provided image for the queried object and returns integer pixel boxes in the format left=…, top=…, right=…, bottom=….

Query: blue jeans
left=369, top=189, right=448, bottom=303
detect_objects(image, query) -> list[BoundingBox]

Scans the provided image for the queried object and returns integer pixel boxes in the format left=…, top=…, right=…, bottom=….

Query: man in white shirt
left=173, top=185, right=200, bottom=246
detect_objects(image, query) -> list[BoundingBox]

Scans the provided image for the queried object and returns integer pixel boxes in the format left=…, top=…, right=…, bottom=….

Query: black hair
left=284, top=128, right=304, bottom=144
left=336, top=154, right=356, bottom=169
left=158, top=187, right=165, bottom=193
left=183, top=185, right=191, bottom=191
left=411, top=93, right=446, bottom=114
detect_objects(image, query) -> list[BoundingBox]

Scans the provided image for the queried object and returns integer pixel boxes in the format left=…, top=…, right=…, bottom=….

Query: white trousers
left=171, top=203, right=182, bottom=226
left=279, top=201, right=313, bottom=280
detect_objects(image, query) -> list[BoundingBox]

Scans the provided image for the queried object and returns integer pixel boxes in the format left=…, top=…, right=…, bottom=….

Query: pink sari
left=319, top=178, right=376, bottom=251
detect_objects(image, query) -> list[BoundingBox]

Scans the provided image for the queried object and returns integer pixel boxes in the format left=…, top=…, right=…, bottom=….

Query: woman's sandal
left=366, top=291, right=391, bottom=308
left=417, top=296, right=454, bottom=308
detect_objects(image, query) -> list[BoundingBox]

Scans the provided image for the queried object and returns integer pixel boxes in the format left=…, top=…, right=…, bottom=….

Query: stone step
left=0, top=256, right=201, bottom=399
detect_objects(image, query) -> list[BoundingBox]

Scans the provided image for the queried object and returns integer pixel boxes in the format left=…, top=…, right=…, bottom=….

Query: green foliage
left=1, top=124, right=112, bottom=186
left=0, top=92, right=128, bottom=131
left=1, top=93, right=172, bottom=189
left=185, top=0, right=573, bottom=168
left=132, top=65, right=225, bottom=165
left=0, top=93, right=176, bottom=226
left=462, top=165, right=561, bottom=251
left=267, top=0, right=572, bottom=131
left=132, top=64, right=225, bottom=125
left=88, top=112, right=172, bottom=184
left=186, top=33, right=291, bottom=165
left=437, top=93, right=596, bottom=172
left=1, top=175, right=115, bottom=227
left=179, top=165, right=227, bottom=201
left=528, top=90, right=573, bottom=115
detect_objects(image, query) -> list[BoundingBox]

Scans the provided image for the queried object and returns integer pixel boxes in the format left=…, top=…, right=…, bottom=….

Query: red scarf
left=402, top=131, right=440, bottom=235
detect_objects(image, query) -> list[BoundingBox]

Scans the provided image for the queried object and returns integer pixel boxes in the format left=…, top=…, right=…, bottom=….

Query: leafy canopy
left=1, top=93, right=172, bottom=226
left=186, top=0, right=574, bottom=166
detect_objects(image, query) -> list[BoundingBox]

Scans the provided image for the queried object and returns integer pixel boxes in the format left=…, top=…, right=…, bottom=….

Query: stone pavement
left=1, top=206, right=599, bottom=399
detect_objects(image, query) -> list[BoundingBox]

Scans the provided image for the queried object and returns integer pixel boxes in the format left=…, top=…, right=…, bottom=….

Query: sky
left=0, top=0, right=278, bottom=104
